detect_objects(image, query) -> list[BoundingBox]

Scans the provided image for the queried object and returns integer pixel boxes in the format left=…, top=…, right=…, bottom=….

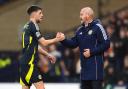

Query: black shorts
left=20, top=64, right=43, bottom=86
left=80, top=80, right=103, bottom=89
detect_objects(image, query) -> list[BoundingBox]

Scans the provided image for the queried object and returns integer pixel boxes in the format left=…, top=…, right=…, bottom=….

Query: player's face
left=35, top=10, right=43, bottom=23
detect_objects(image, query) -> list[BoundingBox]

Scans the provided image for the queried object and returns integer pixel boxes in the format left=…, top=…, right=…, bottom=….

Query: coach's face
left=80, top=9, right=89, bottom=23
left=34, top=10, right=43, bottom=23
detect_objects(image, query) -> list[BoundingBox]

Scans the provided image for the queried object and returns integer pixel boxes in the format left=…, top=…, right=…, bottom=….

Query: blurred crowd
left=0, top=0, right=16, bottom=5
left=0, top=0, right=8, bottom=5
left=103, top=9, right=128, bottom=88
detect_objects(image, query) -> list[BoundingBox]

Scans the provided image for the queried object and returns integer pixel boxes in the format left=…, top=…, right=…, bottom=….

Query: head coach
left=56, top=7, right=110, bottom=89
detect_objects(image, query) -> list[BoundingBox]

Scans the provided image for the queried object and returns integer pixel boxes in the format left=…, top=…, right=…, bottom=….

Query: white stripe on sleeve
left=96, top=24, right=107, bottom=40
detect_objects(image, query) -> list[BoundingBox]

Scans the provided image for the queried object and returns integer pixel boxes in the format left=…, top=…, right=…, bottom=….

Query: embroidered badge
left=88, top=30, right=93, bottom=35
left=38, top=75, right=42, bottom=79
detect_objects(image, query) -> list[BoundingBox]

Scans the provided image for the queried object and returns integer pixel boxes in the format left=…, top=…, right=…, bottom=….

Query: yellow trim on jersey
left=22, top=32, right=25, bottom=48
left=20, top=77, right=25, bottom=86
left=27, top=36, right=33, bottom=50
left=29, top=36, right=33, bottom=44
left=25, top=47, right=36, bottom=84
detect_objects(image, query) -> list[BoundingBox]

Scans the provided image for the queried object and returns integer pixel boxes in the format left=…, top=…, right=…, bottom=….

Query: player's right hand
left=56, top=32, right=65, bottom=41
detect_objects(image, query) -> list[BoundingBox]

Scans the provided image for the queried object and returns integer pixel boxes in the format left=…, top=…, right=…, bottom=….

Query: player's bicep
left=38, top=37, right=45, bottom=43
left=38, top=37, right=47, bottom=46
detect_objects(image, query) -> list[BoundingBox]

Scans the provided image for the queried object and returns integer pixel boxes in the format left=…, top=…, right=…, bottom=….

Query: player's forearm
left=39, top=37, right=58, bottom=46
left=38, top=46, right=49, bottom=57
left=44, top=38, right=58, bottom=46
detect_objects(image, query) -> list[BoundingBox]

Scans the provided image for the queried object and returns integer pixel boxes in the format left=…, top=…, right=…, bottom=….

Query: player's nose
left=41, top=13, right=43, bottom=17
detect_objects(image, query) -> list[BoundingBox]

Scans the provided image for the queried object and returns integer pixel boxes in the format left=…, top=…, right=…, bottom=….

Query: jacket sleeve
left=60, top=35, right=79, bottom=48
left=90, top=24, right=110, bottom=55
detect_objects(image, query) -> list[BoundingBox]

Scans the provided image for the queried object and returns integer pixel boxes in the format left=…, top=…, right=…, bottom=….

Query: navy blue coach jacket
left=61, top=19, right=110, bottom=80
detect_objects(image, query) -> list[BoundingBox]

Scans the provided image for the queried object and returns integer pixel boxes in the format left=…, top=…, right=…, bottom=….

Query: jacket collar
left=81, top=19, right=101, bottom=28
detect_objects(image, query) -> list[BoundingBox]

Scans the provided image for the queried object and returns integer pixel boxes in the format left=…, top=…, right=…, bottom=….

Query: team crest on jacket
left=88, top=30, right=93, bottom=35
left=38, top=75, right=42, bottom=79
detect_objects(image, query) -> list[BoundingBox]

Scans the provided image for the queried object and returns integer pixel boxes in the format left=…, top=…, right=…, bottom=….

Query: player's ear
left=31, top=12, right=36, bottom=16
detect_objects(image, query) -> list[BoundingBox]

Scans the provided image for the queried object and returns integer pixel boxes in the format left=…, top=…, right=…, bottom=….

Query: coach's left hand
left=83, top=49, right=91, bottom=58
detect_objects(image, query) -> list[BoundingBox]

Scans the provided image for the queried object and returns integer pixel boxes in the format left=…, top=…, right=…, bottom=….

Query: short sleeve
left=30, top=23, right=42, bottom=40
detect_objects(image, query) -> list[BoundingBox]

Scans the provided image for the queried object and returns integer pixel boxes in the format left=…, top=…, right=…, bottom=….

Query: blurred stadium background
left=0, top=0, right=128, bottom=89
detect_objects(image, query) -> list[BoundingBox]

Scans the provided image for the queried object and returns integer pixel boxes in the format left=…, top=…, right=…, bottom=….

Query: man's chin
left=37, top=20, right=41, bottom=23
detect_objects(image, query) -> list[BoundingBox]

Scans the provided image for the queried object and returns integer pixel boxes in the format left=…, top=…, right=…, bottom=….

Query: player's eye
left=39, top=12, right=42, bottom=15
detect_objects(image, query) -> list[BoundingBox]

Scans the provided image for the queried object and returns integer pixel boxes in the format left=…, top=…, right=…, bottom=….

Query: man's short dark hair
left=27, top=5, right=42, bottom=15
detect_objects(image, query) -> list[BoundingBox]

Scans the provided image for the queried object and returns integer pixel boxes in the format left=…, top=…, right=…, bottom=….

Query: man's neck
left=84, top=19, right=93, bottom=27
left=30, top=18, right=37, bottom=24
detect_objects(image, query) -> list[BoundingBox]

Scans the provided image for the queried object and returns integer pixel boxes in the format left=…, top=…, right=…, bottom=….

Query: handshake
left=55, top=32, right=65, bottom=42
